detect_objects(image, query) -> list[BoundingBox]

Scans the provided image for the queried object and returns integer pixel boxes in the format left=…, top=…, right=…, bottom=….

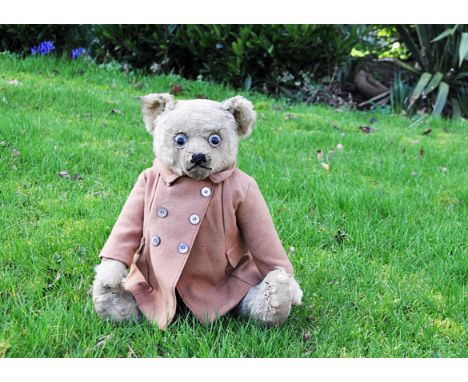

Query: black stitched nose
left=191, top=153, right=207, bottom=164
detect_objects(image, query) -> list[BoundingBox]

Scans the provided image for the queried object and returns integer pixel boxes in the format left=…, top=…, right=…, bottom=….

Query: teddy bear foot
left=238, top=267, right=299, bottom=326
left=92, top=259, right=141, bottom=322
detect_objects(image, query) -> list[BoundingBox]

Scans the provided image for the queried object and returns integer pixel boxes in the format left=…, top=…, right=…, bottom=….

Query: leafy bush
left=394, top=25, right=468, bottom=118
left=0, top=24, right=371, bottom=98
left=91, top=24, right=365, bottom=93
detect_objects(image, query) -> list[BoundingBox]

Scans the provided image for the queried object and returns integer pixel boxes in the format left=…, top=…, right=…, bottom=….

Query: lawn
left=0, top=53, right=466, bottom=357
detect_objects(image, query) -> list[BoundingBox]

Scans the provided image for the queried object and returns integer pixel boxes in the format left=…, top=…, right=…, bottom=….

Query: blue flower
left=31, top=41, right=55, bottom=56
left=71, top=47, right=86, bottom=60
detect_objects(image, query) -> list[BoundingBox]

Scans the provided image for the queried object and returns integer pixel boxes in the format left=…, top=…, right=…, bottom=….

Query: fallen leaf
left=419, top=147, right=425, bottom=157
left=288, top=246, right=296, bottom=254
left=316, top=149, right=324, bottom=161
left=328, top=149, right=334, bottom=157
left=75, top=244, right=89, bottom=256
left=0, top=341, right=10, bottom=357
left=272, top=104, right=283, bottom=111
left=369, top=117, right=377, bottom=124
left=359, top=126, right=375, bottom=134
left=0, top=141, right=6, bottom=147
left=133, top=81, right=147, bottom=89
left=334, top=229, right=347, bottom=244
left=284, top=113, right=296, bottom=120
left=411, top=171, right=417, bottom=176
left=11, top=148, right=20, bottom=157
left=58, top=171, right=83, bottom=181
left=123, top=64, right=129, bottom=76
left=127, top=346, right=137, bottom=358
left=321, top=162, right=330, bottom=171
left=47, top=272, right=62, bottom=289
left=303, top=331, right=312, bottom=341
left=336, top=143, right=344, bottom=150
left=110, top=109, right=124, bottom=115
left=70, top=173, right=84, bottom=181
left=94, top=334, right=115, bottom=349
left=7, top=79, right=22, bottom=86
left=423, top=128, right=432, bottom=135
left=439, top=166, right=448, bottom=173
left=171, top=84, right=183, bottom=95
left=195, top=94, right=208, bottom=99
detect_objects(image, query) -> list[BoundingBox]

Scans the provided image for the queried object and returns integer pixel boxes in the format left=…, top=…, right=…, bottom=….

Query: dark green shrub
left=91, top=24, right=365, bottom=92
left=0, top=24, right=376, bottom=100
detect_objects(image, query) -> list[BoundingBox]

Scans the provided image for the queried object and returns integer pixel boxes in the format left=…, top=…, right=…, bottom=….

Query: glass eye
left=174, top=133, right=188, bottom=148
left=208, top=134, right=221, bottom=147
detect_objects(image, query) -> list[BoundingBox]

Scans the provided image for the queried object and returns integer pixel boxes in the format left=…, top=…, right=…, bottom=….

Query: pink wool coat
left=99, top=159, right=294, bottom=329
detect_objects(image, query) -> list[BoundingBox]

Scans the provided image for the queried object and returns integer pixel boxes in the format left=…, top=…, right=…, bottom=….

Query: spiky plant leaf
left=409, top=72, right=432, bottom=107
left=432, top=82, right=449, bottom=116
left=459, top=33, right=468, bottom=67
left=423, top=72, right=444, bottom=96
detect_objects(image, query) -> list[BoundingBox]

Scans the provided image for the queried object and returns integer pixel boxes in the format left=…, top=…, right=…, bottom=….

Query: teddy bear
left=92, top=94, right=303, bottom=329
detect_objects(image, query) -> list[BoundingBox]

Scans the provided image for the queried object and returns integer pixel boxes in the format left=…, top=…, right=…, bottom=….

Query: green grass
left=0, top=54, right=467, bottom=357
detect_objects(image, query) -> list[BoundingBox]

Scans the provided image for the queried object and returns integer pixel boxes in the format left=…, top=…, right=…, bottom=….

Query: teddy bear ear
left=139, top=93, right=176, bottom=134
left=222, top=96, right=257, bottom=138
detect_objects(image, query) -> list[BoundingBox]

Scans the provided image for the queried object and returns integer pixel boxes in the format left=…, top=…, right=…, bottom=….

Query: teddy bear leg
left=92, top=259, right=141, bottom=322
left=238, top=267, right=302, bottom=326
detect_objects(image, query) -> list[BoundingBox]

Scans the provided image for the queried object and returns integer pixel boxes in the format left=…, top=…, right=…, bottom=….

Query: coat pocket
left=127, top=236, right=153, bottom=293
left=226, top=242, right=261, bottom=286
left=226, top=241, right=248, bottom=268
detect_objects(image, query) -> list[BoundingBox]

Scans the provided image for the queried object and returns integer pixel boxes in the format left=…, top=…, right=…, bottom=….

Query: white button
left=189, top=214, right=200, bottom=225
left=157, top=207, right=168, bottom=218
left=201, top=187, right=211, bottom=197
left=151, top=235, right=161, bottom=246
left=177, top=242, right=189, bottom=254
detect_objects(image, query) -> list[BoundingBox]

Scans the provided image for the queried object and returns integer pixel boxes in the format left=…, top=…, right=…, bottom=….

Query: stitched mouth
left=187, top=163, right=212, bottom=172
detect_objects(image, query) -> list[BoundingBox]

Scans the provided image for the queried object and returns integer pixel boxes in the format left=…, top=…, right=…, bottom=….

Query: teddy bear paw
left=239, top=267, right=295, bottom=326
left=92, top=282, right=141, bottom=322
left=92, top=259, right=141, bottom=322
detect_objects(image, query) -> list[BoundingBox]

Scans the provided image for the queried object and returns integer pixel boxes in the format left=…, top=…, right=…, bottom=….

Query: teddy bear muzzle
left=186, top=152, right=212, bottom=178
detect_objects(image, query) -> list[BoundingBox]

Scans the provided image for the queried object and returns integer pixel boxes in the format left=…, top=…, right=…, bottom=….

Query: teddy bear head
left=140, top=94, right=256, bottom=180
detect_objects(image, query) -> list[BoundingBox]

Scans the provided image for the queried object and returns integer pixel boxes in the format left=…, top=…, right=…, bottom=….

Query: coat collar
left=153, top=159, right=237, bottom=185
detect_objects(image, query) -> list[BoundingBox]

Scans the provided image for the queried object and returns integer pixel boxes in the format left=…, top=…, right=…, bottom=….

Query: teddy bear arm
left=236, top=180, right=294, bottom=278
left=98, top=171, right=147, bottom=268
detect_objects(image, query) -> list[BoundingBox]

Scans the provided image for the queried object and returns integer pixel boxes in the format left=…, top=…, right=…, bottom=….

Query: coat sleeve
left=99, top=171, right=146, bottom=267
left=236, top=179, right=294, bottom=278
